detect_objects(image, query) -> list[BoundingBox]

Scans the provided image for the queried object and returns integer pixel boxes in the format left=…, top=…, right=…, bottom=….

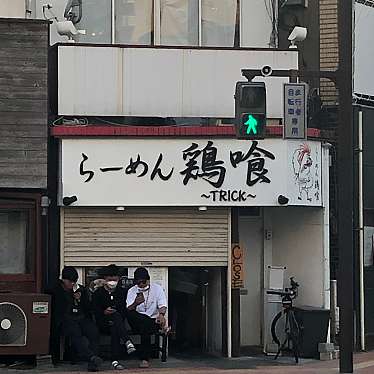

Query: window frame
left=0, top=193, right=40, bottom=286
left=110, top=0, right=240, bottom=47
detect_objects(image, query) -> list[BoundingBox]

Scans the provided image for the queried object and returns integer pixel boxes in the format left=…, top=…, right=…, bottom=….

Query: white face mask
left=137, top=285, right=150, bottom=292
left=106, top=280, right=118, bottom=289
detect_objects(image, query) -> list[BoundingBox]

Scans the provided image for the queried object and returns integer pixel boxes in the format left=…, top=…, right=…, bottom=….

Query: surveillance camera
left=261, top=65, right=273, bottom=77
left=288, top=26, right=307, bottom=48
left=56, top=21, right=85, bottom=41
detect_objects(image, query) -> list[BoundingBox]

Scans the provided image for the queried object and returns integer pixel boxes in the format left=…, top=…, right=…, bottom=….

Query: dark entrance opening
left=168, top=267, right=226, bottom=357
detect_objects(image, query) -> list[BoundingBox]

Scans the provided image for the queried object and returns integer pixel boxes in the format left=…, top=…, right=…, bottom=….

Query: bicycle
left=266, top=277, right=301, bottom=363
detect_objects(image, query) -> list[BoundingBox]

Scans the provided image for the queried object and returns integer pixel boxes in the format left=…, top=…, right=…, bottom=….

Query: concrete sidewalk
left=2, top=352, right=374, bottom=374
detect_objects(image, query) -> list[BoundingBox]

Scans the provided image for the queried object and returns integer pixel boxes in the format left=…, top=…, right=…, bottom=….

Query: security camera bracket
left=241, top=69, right=338, bottom=88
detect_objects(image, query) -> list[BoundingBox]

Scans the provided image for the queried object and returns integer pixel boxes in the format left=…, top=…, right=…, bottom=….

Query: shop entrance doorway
left=168, top=267, right=226, bottom=356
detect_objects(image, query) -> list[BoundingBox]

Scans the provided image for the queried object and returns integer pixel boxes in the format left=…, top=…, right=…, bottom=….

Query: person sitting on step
left=126, top=267, right=168, bottom=369
left=92, top=264, right=136, bottom=371
left=50, top=266, right=102, bottom=372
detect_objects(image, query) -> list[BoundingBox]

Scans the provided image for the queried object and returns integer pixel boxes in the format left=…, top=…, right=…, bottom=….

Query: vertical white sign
left=283, top=83, right=308, bottom=139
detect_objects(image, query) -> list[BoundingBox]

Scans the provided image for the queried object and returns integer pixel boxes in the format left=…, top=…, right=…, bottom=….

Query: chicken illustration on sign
left=291, top=143, right=320, bottom=202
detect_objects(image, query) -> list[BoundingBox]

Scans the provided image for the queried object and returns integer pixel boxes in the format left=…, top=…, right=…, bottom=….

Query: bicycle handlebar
left=266, top=277, right=299, bottom=299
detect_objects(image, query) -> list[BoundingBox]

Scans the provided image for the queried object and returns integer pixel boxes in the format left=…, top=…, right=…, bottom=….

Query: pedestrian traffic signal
left=235, top=82, right=266, bottom=139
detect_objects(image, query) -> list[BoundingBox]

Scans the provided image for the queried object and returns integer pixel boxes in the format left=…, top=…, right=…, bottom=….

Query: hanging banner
left=232, top=244, right=244, bottom=289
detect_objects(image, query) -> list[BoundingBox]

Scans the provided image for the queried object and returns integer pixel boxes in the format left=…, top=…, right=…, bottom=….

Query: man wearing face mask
left=126, top=267, right=168, bottom=368
left=50, top=266, right=102, bottom=371
left=92, top=264, right=135, bottom=371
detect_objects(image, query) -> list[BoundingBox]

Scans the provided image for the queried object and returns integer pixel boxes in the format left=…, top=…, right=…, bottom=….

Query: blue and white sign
left=283, top=83, right=308, bottom=139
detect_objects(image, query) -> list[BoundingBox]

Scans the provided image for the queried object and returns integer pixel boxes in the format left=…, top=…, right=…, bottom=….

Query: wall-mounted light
left=198, top=206, right=208, bottom=211
left=115, top=206, right=125, bottom=212
left=278, top=195, right=289, bottom=205
left=63, top=195, right=78, bottom=206
left=41, top=196, right=50, bottom=216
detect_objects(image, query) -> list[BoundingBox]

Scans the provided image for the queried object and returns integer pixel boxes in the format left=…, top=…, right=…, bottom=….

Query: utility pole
left=337, top=0, right=354, bottom=372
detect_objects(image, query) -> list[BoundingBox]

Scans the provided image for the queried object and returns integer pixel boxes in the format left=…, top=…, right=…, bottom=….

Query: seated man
left=50, top=266, right=102, bottom=372
left=126, top=267, right=168, bottom=368
left=92, top=264, right=136, bottom=371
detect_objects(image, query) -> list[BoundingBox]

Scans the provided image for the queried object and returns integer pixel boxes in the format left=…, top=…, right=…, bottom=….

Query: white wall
left=0, top=0, right=25, bottom=18
left=239, top=216, right=263, bottom=346
left=58, top=46, right=298, bottom=118
left=270, top=206, right=325, bottom=307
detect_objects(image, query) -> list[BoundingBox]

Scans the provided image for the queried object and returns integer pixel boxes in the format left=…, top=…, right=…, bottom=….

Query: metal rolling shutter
left=62, top=207, right=230, bottom=267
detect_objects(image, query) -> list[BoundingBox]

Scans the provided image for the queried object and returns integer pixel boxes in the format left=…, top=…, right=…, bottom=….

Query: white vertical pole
left=322, top=143, right=331, bottom=311
left=111, top=0, right=115, bottom=44
left=154, top=0, right=161, bottom=45
left=322, top=143, right=331, bottom=344
left=263, top=208, right=273, bottom=353
left=358, top=110, right=365, bottom=351
left=198, top=0, right=202, bottom=46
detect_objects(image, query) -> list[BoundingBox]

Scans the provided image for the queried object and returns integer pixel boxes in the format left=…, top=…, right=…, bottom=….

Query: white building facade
left=0, top=0, right=331, bottom=357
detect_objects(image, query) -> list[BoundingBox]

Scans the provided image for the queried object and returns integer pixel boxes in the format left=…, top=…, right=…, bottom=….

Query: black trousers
left=97, top=312, right=130, bottom=361
left=127, top=311, right=159, bottom=361
left=61, top=317, right=99, bottom=361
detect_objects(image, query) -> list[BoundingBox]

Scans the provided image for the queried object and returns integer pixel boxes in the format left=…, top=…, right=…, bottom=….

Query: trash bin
left=294, top=305, right=330, bottom=358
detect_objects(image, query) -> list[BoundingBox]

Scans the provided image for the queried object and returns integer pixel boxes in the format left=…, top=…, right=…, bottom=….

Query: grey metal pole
left=337, top=0, right=354, bottom=372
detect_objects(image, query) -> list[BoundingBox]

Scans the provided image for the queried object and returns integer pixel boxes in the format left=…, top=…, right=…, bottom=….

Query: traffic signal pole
left=337, top=0, right=354, bottom=372
left=241, top=7, right=355, bottom=363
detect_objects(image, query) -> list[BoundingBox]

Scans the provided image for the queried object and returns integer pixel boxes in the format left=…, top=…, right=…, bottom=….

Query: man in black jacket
left=92, top=264, right=135, bottom=371
left=50, top=266, right=102, bottom=372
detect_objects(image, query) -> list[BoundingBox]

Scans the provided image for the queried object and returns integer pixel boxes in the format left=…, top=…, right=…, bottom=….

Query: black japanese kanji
left=180, top=141, right=226, bottom=188
left=230, top=141, right=275, bottom=187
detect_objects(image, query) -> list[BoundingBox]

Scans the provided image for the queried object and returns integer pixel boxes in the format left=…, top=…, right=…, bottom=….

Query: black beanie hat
left=61, top=266, right=78, bottom=282
left=99, top=264, right=120, bottom=277
left=134, top=267, right=150, bottom=282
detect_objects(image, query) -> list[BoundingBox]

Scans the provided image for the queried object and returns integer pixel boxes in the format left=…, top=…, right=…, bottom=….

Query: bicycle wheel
left=288, top=310, right=301, bottom=363
left=270, top=310, right=283, bottom=347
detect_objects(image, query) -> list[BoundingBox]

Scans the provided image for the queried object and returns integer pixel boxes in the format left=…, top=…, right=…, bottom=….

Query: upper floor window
left=71, top=0, right=239, bottom=47
left=115, top=0, right=153, bottom=45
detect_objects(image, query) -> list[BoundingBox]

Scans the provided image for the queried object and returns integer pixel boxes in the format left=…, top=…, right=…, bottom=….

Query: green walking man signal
left=244, top=115, right=259, bottom=135
left=235, top=82, right=266, bottom=139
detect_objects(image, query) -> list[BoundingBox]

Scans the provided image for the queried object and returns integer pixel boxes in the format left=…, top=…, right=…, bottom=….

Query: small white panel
left=268, top=266, right=285, bottom=290
left=354, top=3, right=374, bottom=97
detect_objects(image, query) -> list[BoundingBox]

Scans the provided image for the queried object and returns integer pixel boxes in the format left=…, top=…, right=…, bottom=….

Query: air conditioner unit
left=0, top=293, right=51, bottom=355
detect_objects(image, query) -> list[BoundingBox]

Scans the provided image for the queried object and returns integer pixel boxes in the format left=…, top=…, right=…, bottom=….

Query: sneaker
left=124, top=340, right=136, bottom=354
left=139, top=360, right=150, bottom=368
left=87, top=355, right=103, bottom=372
left=111, top=360, right=125, bottom=370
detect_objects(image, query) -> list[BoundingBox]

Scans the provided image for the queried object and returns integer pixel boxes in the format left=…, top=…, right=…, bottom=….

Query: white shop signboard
left=60, top=138, right=322, bottom=207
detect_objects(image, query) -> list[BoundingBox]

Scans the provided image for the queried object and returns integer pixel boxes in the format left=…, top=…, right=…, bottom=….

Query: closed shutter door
left=62, top=207, right=230, bottom=267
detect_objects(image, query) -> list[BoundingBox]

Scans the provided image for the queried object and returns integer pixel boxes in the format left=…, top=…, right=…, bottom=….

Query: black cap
left=99, top=264, right=120, bottom=277
left=134, top=267, right=150, bottom=282
left=61, top=266, right=78, bottom=282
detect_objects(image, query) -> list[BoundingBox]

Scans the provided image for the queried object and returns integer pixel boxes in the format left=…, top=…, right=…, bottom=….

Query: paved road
left=2, top=352, right=374, bottom=373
